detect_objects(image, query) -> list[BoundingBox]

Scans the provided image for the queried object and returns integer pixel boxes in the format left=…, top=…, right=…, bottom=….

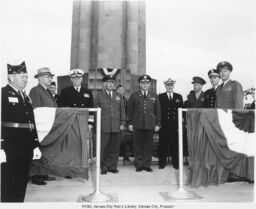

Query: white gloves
left=33, top=147, right=42, bottom=160
left=128, top=125, right=133, bottom=132
left=0, top=149, right=6, bottom=164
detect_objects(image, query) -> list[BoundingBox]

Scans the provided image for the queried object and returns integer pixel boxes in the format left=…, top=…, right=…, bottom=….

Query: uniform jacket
left=187, top=90, right=205, bottom=108
left=204, top=87, right=217, bottom=108
left=215, top=80, right=243, bottom=109
left=158, top=92, right=183, bottom=129
left=1, top=85, right=39, bottom=158
left=94, top=90, right=126, bottom=132
left=29, top=84, right=57, bottom=108
left=127, top=91, right=161, bottom=130
left=59, top=86, right=93, bottom=108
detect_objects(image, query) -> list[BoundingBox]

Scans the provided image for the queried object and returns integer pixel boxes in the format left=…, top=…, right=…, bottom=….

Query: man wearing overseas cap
left=186, top=76, right=206, bottom=108
left=59, top=69, right=93, bottom=111
left=94, top=74, right=126, bottom=175
left=29, top=67, right=57, bottom=185
left=203, top=69, right=220, bottom=108
left=215, top=61, right=244, bottom=109
left=158, top=78, right=183, bottom=175
left=1, top=62, right=41, bottom=202
left=127, top=74, right=161, bottom=172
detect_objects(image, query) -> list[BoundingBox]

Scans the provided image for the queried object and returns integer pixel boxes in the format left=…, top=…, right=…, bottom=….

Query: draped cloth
left=186, top=109, right=254, bottom=188
left=30, top=107, right=90, bottom=179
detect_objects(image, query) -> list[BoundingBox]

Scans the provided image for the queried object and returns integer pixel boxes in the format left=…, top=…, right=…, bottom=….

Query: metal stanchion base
left=167, top=188, right=202, bottom=200
left=78, top=191, right=113, bottom=202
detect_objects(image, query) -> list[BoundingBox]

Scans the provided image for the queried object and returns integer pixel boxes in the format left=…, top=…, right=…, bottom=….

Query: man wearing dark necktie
left=204, top=69, right=220, bottom=108
left=94, top=75, right=126, bottom=175
left=29, top=67, right=57, bottom=185
left=127, top=74, right=161, bottom=172
left=1, top=61, right=41, bottom=202
left=158, top=78, right=183, bottom=172
left=215, top=61, right=244, bottom=109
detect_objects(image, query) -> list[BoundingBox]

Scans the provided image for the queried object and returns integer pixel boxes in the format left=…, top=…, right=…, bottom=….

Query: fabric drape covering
left=30, top=108, right=90, bottom=179
left=232, top=110, right=255, bottom=133
left=186, top=109, right=254, bottom=188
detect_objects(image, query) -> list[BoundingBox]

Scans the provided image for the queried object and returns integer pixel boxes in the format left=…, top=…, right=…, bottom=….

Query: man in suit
left=94, top=76, right=126, bottom=175
left=29, top=67, right=57, bottom=185
left=158, top=78, right=183, bottom=170
left=186, top=76, right=206, bottom=108
left=215, top=61, right=244, bottom=109
left=49, top=81, right=60, bottom=106
left=59, top=69, right=93, bottom=110
left=127, top=74, right=161, bottom=172
left=116, top=84, right=131, bottom=163
left=1, top=61, right=41, bottom=202
left=204, top=69, right=220, bottom=108
left=29, top=67, right=57, bottom=108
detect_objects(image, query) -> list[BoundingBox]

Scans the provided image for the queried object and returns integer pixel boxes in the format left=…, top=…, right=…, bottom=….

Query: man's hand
left=33, top=147, right=42, bottom=160
left=0, top=149, right=6, bottom=164
left=154, top=125, right=160, bottom=132
left=120, top=124, right=125, bottom=131
left=128, top=125, right=133, bottom=132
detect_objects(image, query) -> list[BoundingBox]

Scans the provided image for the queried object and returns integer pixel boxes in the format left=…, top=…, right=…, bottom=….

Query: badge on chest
left=8, top=97, right=19, bottom=103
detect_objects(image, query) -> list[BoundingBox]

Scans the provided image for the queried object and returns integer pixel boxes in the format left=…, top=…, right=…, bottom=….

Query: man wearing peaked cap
left=215, top=61, right=243, bottom=109
left=1, top=62, right=41, bottom=202
left=69, top=68, right=84, bottom=77
left=127, top=74, right=161, bottom=172
left=59, top=68, right=93, bottom=122
left=158, top=78, right=183, bottom=174
left=186, top=76, right=206, bottom=108
left=94, top=73, right=126, bottom=175
left=204, top=69, right=220, bottom=108
left=138, top=74, right=152, bottom=83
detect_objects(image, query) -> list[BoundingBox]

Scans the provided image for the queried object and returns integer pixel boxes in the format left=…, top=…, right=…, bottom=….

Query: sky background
left=1, top=0, right=255, bottom=99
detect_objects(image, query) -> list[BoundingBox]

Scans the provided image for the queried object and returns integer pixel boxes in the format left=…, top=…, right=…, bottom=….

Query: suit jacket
left=187, top=90, right=205, bottom=108
left=94, top=90, right=126, bottom=132
left=1, top=85, right=39, bottom=158
left=204, top=87, right=217, bottom=108
left=127, top=91, right=161, bottom=130
left=59, top=86, right=93, bottom=108
left=158, top=92, right=183, bottom=129
left=215, top=80, right=243, bottom=109
left=29, top=84, right=57, bottom=108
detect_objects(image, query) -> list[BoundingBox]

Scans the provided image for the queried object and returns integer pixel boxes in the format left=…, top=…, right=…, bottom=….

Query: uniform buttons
left=74, top=104, right=76, bottom=106
left=82, top=104, right=84, bottom=106
left=26, top=112, right=28, bottom=115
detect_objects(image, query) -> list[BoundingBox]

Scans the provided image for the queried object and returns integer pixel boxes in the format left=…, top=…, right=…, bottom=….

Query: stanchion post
left=79, top=108, right=113, bottom=202
left=167, top=108, right=201, bottom=200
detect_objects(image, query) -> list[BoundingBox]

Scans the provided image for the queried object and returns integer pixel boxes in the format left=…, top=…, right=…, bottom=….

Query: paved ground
left=24, top=159, right=254, bottom=204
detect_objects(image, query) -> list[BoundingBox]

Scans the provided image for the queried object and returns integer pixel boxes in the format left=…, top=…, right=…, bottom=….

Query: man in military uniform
left=127, top=75, right=161, bottom=172
left=49, top=81, right=60, bottom=106
left=94, top=76, right=126, bottom=175
left=186, top=76, right=206, bottom=108
left=1, top=61, right=41, bottom=202
left=215, top=61, right=244, bottom=109
left=158, top=78, right=183, bottom=170
left=204, top=69, right=220, bottom=108
left=59, top=69, right=94, bottom=111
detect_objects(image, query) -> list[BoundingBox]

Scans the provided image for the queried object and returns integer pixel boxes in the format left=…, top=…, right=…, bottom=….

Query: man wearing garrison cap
left=158, top=78, right=183, bottom=173
left=215, top=61, right=244, bottom=109
left=127, top=74, right=161, bottom=172
left=1, top=62, right=41, bottom=202
left=203, top=69, right=220, bottom=108
left=94, top=74, right=126, bottom=175
left=186, top=76, right=206, bottom=108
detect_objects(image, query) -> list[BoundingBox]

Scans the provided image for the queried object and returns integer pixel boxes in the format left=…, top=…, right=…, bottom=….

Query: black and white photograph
left=0, top=0, right=255, bottom=208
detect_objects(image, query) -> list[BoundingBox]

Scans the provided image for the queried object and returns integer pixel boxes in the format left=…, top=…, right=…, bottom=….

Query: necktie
left=18, top=91, right=24, bottom=103
left=76, top=88, right=79, bottom=92
left=108, top=91, right=112, bottom=98
left=143, top=91, right=147, bottom=99
left=219, top=83, right=224, bottom=91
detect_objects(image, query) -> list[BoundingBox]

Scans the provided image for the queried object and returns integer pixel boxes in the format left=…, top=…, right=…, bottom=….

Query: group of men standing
left=0, top=60, right=246, bottom=202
